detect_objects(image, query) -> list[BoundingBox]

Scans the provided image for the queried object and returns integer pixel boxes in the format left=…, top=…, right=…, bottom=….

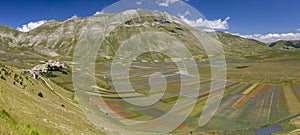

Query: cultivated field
left=86, top=61, right=300, bottom=134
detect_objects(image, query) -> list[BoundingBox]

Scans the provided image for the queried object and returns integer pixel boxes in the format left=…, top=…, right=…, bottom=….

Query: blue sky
left=1, top=0, right=300, bottom=42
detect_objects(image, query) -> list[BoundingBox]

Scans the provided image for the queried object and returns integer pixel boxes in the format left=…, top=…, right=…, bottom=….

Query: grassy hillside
left=0, top=63, right=106, bottom=134
left=270, top=40, right=300, bottom=49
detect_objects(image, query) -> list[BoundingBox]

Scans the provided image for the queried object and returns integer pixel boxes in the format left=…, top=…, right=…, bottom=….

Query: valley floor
left=1, top=61, right=300, bottom=135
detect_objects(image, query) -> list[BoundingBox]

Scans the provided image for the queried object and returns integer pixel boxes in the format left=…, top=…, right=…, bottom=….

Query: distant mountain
left=270, top=40, right=300, bottom=50
left=0, top=10, right=292, bottom=66
left=0, top=11, right=191, bottom=64
left=216, top=32, right=271, bottom=60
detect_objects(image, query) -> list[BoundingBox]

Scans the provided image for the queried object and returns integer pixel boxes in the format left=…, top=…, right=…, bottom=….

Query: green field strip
left=267, top=86, right=290, bottom=123
left=278, top=87, right=288, bottom=109
left=268, top=86, right=276, bottom=123
left=182, top=79, right=210, bottom=86
left=229, top=107, right=243, bottom=119
left=175, top=101, right=202, bottom=116
left=198, top=116, right=239, bottom=131
left=216, top=95, right=244, bottom=121
left=130, top=65, right=152, bottom=69
left=236, top=97, right=256, bottom=122
left=255, top=87, right=273, bottom=126
left=215, top=95, right=242, bottom=117
left=236, top=84, right=253, bottom=95
left=225, top=81, right=240, bottom=88
left=283, top=86, right=300, bottom=115
left=195, top=81, right=237, bottom=99
left=291, top=86, right=300, bottom=102
left=112, top=109, right=144, bottom=120
left=253, top=92, right=267, bottom=126
left=261, top=87, right=273, bottom=125
left=101, top=93, right=155, bottom=99
left=159, top=96, right=179, bottom=103
left=188, top=99, right=206, bottom=117
left=231, top=83, right=251, bottom=95
left=99, top=88, right=165, bottom=98
left=155, top=101, right=176, bottom=112
left=224, top=83, right=243, bottom=95
left=137, top=108, right=165, bottom=118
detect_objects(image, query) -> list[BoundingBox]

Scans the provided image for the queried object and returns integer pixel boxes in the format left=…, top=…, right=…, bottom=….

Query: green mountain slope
left=0, top=64, right=105, bottom=134
left=270, top=40, right=300, bottom=49
left=1, top=10, right=299, bottom=64
left=0, top=10, right=280, bottom=64
left=216, top=32, right=271, bottom=61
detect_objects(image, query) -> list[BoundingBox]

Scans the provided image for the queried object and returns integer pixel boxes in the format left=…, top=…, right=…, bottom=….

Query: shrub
left=22, top=84, right=27, bottom=89
left=61, top=70, right=68, bottom=75
left=38, top=92, right=43, bottom=98
left=0, top=109, right=10, bottom=118
left=0, top=75, right=6, bottom=81
left=4, top=70, right=9, bottom=76
left=14, top=74, right=19, bottom=79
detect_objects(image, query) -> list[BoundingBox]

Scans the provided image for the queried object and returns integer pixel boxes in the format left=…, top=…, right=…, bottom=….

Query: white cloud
left=179, top=11, right=230, bottom=30
left=70, top=14, right=78, bottom=19
left=297, top=28, right=300, bottom=31
left=94, top=11, right=104, bottom=15
left=203, top=29, right=216, bottom=32
left=136, top=0, right=142, bottom=5
left=156, top=0, right=180, bottom=7
left=16, top=20, right=47, bottom=32
left=238, top=33, right=300, bottom=43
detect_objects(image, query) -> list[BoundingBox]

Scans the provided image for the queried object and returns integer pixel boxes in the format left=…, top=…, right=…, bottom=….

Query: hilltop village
left=21, top=60, right=67, bottom=79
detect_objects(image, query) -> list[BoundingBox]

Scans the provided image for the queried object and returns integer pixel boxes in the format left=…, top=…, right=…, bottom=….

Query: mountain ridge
left=0, top=10, right=298, bottom=65
left=270, top=40, right=300, bottom=49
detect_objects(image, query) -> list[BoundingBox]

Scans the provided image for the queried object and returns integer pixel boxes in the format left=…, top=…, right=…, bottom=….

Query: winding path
left=40, top=76, right=79, bottom=108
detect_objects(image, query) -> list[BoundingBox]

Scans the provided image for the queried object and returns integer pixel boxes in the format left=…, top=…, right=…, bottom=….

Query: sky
left=0, top=0, right=300, bottom=43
